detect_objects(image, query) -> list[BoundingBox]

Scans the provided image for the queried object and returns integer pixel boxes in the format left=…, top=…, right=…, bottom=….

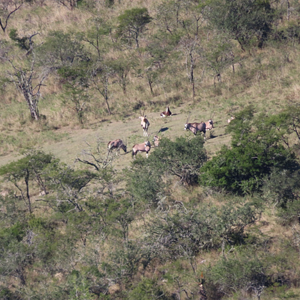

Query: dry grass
left=2, top=2, right=300, bottom=299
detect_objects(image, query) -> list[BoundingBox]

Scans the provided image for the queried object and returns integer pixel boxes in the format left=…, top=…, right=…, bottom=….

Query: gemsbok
left=228, top=116, right=235, bottom=124
left=160, top=106, right=172, bottom=117
left=184, top=115, right=206, bottom=138
left=205, top=119, right=214, bottom=131
left=107, top=139, right=127, bottom=154
left=139, top=112, right=150, bottom=136
left=132, top=141, right=151, bottom=159
left=153, top=135, right=160, bottom=147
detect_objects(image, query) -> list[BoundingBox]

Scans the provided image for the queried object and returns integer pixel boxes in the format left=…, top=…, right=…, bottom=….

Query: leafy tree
left=147, top=135, right=207, bottom=185
left=59, top=68, right=90, bottom=125
left=38, top=31, right=90, bottom=69
left=203, top=0, right=276, bottom=50
left=9, top=29, right=32, bottom=51
left=83, top=17, right=112, bottom=60
left=105, top=198, right=135, bottom=242
left=110, top=56, right=135, bottom=95
left=200, top=106, right=299, bottom=194
left=146, top=200, right=260, bottom=261
left=155, top=0, right=181, bottom=34
left=272, top=103, right=300, bottom=144
left=181, top=0, right=206, bottom=36
left=126, top=158, right=165, bottom=207
left=89, top=61, right=115, bottom=115
left=262, top=168, right=300, bottom=208
left=127, top=278, right=169, bottom=300
left=102, top=240, right=150, bottom=284
left=179, top=36, right=200, bottom=98
left=200, top=32, right=239, bottom=84
left=207, top=253, right=269, bottom=300
left=277, top=199, right=300, bottom=225
left=117, top=8, right=152, bottom=48
left=135, top=47, right=166, bottom=96
left=46, top=165, right=97, bottom=212
left=0, top=222, right=31, bottom=286
left=67, top=271, right=95, bottom=300
left=0, top=151, right=57, bottom=214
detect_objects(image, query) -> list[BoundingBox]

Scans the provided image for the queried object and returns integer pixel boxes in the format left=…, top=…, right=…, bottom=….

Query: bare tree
left=179, top=36, right=200, bottom=98
left=55, top=0, right=78, bottom=10
left=0, top=0, right=24, bottom=33
left=8, top=53, right=49, bottom=120
left=90, top=63, right=115, bottom=115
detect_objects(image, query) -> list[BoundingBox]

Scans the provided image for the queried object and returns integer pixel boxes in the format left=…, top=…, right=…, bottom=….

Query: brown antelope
left=153, top=135, right=160, bottom=147
left=139, top=112, right=150, bottom=136
left=184, top=115, right=206, bottom=138
left=132, top=141, right=151, bottom=158
left=160, top=106, right=172, bottom=117
left=107, top=139, right=127, bottom=153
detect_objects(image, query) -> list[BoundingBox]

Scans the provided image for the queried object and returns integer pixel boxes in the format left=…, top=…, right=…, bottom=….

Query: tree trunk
left=23, top=90, right=39, bottom=120
left=104, top=77, right=111, bottom=115
left=189, top=52, right=195, bottom=98
left=147, top=77, right=154, bottom=95
left=25, top=169, right=32, bottom=214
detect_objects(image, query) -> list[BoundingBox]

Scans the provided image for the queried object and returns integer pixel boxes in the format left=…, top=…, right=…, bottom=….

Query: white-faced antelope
left=205, top=119, right=214, bottom=130
left=160, top=106, right=172, bottom=117
left=139, top=113, right=150, bottom=136
left=107, top=139, right=127, bottom=154
left=132, top=141, right=151, bottom=159
left=228, top=116, right=235, bottom=124
left=153, top=135, right=160, bottom=147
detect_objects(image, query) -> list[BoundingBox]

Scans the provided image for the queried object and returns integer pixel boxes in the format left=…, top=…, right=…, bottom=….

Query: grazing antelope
left=160, top=106, right=172, bottom=117
left=107, top=139, right=127, bottom=154
left=139, top=112, right=150, bottom=136
left=228, top=116, right=235, bottom=124
left=132, top=141, right=151, bottom=159
left=205, top=119, right=214, bottom=130
left=153, top=135, right=160, bottom=147
left=184, top=114, right=206, bottom=138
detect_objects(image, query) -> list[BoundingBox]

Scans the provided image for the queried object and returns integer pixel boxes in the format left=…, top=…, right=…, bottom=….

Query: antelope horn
left=186, top=112, right=191, bottom=123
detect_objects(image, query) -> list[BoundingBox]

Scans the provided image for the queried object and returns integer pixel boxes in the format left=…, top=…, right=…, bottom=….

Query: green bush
left=200, top=107, right=299, bottom=195
left=145, top=200, right=260, bottom=260
left=262, top=168, right=300, bottom=208
left=127, top=278, right=169, bottom=300
left=207, top=253, right=268, bottom=299
left=203, top=0, right=276, bottom=49
left=148, top=135, right=207, bottom=185
left=126, top=136, right=207, bottom=207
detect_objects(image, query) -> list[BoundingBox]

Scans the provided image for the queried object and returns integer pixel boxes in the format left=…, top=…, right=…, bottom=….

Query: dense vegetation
left=1, top=0, right=300, bottom=299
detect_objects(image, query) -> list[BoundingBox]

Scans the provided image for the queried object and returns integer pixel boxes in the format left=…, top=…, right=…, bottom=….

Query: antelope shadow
left=158, top=127, right=169, bottom=133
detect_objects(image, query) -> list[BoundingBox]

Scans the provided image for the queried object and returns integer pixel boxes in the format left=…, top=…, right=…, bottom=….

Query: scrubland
left=1, top=0, right=300, bottom=299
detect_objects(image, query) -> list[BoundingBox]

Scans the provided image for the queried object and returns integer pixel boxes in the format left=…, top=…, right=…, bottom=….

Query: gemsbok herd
left=107, top=106, right=235, bottom=159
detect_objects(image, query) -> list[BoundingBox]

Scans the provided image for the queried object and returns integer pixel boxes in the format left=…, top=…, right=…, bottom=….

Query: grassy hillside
left=1, top=0, right=300, bottom=299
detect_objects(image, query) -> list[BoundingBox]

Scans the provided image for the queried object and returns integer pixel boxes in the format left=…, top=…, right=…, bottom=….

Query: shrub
left=207, top=253, right=268, bottom=299
left=203, top=0, right=276, bottom=50
left=148, top=135, right=207, bottom=185
left=200, top=107, right=299, bottom=195
left=145, top=200, right=260, bottom=260
left=127, top=278, right=169, bottom=300
left=126, top=136, right=207, bottom=206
